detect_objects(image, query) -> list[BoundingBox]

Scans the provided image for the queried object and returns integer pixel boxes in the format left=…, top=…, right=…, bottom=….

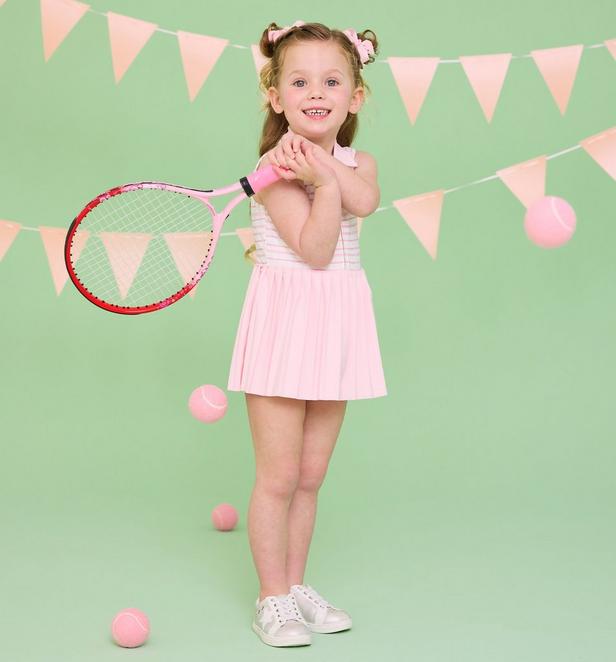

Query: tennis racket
left=64, top=164, right=280, bottom=315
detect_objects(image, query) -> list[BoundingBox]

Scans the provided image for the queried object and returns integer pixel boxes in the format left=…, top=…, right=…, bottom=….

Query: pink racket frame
left=64, top=165, right=280, bottom=315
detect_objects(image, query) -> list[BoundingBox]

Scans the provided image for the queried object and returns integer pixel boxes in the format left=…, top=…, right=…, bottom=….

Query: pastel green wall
left=1, top=1, right=615, bottom=660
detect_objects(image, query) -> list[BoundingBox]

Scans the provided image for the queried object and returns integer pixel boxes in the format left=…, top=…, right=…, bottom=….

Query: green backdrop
left=1, top=1, right=615, bottom=660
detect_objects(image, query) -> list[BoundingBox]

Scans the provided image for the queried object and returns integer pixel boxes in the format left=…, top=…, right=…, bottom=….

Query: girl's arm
left=255, top=153, right=342, bottom=269
left=316, top=149, right=380, bottom=218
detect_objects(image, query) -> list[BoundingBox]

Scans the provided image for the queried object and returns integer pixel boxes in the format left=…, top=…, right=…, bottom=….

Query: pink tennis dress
left=227, top=141, right=387, bottom=401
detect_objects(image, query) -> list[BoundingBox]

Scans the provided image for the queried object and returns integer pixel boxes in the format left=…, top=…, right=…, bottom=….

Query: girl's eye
left=291, top=79, right=340, bottom=87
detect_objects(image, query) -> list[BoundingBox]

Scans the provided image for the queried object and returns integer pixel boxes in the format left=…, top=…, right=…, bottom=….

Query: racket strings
left=69, top=188, right=214, bottom=308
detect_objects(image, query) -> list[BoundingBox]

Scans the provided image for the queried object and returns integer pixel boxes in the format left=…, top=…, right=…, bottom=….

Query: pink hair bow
left=268, top=20, right=306, bottom=43
left=342, top=29, right=374, bottom=65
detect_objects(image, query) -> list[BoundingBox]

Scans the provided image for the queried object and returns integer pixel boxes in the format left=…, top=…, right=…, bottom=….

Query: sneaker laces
left=273, top=594, right=304, bottom=624
left=298, top=584, right=332, bottom=609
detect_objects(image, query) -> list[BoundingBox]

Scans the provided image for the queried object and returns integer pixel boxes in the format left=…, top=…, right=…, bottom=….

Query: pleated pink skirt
left=227, top=263, right=387, bottom=401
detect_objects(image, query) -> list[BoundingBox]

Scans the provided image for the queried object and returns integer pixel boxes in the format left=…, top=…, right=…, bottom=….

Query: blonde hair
left=243, top=21, right=378, bottom=263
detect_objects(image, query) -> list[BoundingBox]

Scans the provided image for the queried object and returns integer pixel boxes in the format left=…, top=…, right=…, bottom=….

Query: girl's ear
left=349, top=86, right=365, bottom=115
left=268, top=86, right=284, bottom=114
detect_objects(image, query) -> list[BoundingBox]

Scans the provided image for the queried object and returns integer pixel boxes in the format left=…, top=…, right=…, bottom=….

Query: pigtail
left=356, top=29, right=378, bottom=67
left=259, top=23, right=280, bottom=58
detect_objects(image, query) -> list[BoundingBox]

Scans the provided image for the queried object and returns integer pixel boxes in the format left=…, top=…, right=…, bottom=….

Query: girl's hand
left=285, top=142, right=337, bottom=188
left=266, top=128, right=336, bottom=185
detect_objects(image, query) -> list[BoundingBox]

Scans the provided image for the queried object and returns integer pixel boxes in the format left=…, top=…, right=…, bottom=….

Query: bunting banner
left=9, top=0, right=611, bottom=111
left=1, top=126, right=614, bottom=294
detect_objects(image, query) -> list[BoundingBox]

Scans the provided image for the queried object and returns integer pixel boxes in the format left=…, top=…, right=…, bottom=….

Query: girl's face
left=268, top=40, right=364, bottom=144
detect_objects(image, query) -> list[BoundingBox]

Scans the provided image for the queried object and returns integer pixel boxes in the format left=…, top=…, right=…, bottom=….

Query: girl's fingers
left=276, top=145, right=291, bottom=168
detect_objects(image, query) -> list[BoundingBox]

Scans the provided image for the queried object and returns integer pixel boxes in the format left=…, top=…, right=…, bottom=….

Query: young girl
left=227, top=21, right=387, bottom=647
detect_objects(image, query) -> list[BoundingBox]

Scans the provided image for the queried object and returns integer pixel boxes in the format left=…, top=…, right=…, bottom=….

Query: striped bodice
left=249, top=141, right=362, bottom=271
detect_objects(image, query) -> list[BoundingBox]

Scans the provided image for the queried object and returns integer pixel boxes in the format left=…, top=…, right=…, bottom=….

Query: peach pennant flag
left=496, top=156, right=547, bottom=208
left=235, top=227, right=256, bottom=263
left=530, top=44, right=583, bottom=115
left=580, top=126, right=616, bottom=181
left=459, top=53, right=512, bottom=123
left=39, top=226, right=72, bottom=294
left=387, top=57, right=440, bottom=125
left=70, top=227, right=90, bottom=263
left=605, top=39, right=616, bottom=60
left=106, top=11, right=157, bottom=83
left=163, top=232, right=213, bottom=298
left=177, top=31, right=228, bottom=102
left=99, top=232, right=151, bottom=299
left=392, top=190, right=444, bottom=260
left=251, top=44, right=268, bottom=76
left=235, top=227, right=254, bottom=249
left=40, top=0, right=90, bottom=62
left=0, top=221, right=21, bottom=261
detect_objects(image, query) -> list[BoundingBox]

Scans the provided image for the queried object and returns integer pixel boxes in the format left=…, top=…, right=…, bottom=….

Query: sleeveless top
left=249, top=141, right=362, bottom=271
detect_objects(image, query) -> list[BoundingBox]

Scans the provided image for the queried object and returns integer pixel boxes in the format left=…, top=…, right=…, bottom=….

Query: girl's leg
left=286, top=399, right=347, bottom=587
left=245, top=393, right=306, bottom=601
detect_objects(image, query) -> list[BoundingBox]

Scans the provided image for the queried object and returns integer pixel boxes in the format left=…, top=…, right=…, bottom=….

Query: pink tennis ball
left=524, top=195, right=576, bottom=248
left=188, top=384, right=228, bottom=423
left=212, top=503, right=238, bottom=531
left=110, top=608, right=150, bottom=648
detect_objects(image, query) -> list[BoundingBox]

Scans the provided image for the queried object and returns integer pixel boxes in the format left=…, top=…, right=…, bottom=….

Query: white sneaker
left=290, top=584, right=352, bottom=633
left=252, top=593, right=312, bottom=647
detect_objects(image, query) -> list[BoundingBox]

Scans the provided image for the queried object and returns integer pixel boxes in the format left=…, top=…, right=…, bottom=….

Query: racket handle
left=245, top=164, right=281, bottom=195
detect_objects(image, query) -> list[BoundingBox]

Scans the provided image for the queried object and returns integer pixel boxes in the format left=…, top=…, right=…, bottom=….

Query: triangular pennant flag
left=605, top=39, right=616, bottom=60
left=40, top=0, right=90, bottom=62
left=99, top=232, right=151, bottom=299
left=0, top=221, right=21, bottom=261
left=106, top=11, right=157, bottom=83
left=580, top=126, right=616, bottom=181
left=459, top=53, right=512, bottom=123
left=39, top=226, right=70, bottom=294
left=387, top=57, right=440, bottom=125
left=251, top=44, right=268, bottom=76
left=392, top=190, right=444, bottom=260
left=176, top=31, right=228, bottom=102
left=530, top=44, right=583, bottom=115
left=235, top=227, right=254, bottom=250
left=70, top=228, right=90, bottom=263
left=163, top=232, right=213, bottom=298
left=496, top=156, right=547, bottom=208
left=235, top=227, right=256, bottom=264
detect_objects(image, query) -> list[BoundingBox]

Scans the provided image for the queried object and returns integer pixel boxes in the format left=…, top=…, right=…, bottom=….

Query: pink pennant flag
left=0, top=221, right=21, bottom=261
left=163, top=231, right=213, bottom=298
left=496, top=156, right=547, bottom=208
left=69, top=228, right=90, bottom=262
left=530, top=44, right=583, bottom=115
left=99, top=232, right=151, bottom=299
left=235, top=227, right=256, bottom=264
left=459, top=53, right=512, bottom=123
left=392, top=190, right=444, bottom=260
left=251, top=44, right=268, bottom=76
left=40, top=0, right=90, bottom=62
left=387, top=57, right=440, bottom=125
left=580, top=126, right=616, bottom=181
left=177, top=30, right=228, bottom=102
left=39, top=226, right=71, bottom=294
left=235, top=227, right=254, bottom=249
left=106, top=11, right=157, bottom=83
left=605, top=39, right=616, bottom=60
